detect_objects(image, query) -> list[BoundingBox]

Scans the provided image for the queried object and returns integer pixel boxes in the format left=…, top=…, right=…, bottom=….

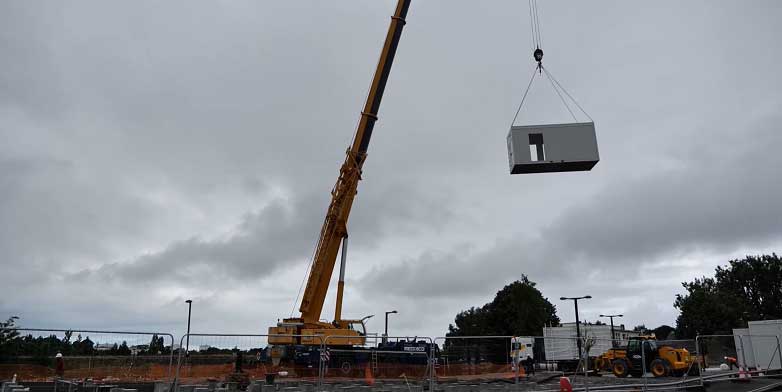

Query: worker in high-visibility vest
left=55, top=353, right=64, bottom=378
left=724, top=356, right=738, bottom=370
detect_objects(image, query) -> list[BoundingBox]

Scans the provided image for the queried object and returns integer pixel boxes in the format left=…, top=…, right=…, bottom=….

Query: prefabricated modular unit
left=732, top=328, right=758, bottom=369
left=747, top=320, right=782, bottom=370
left=507, top=122, right=599, bottom=174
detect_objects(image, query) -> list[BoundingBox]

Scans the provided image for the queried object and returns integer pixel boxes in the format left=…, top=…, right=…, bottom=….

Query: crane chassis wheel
left=340, top=361, right=352, bottom=375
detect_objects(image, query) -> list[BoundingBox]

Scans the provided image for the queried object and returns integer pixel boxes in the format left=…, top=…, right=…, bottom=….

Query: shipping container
left=507, top=122, right=599, bottom=174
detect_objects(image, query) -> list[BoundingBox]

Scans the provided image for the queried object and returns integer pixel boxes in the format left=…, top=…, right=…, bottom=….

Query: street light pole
left=599, top=314, right=623, bottom=348
left=185, top=299, right=193, bottom=356
left=560, top=296, right=592, bottom=360
left=384, top=310, right=398, bottom=344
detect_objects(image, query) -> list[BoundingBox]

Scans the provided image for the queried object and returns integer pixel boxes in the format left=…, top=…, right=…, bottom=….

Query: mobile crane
left=267, top=0, right=414, bottom=367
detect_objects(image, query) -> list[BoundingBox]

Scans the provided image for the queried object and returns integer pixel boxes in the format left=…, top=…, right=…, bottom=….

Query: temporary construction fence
left=4, top=329, right=778, bottom=391
left=696, top=333, right=782, bottom=380
left=0, top=328, right=175, bottom=382
left=166, top=334, right=712, bottom=391
left=171, top=334, right=434, bottom=391
left=321, top=335, right=433, bottom=390
left=171, top=334, right=309, bottom=387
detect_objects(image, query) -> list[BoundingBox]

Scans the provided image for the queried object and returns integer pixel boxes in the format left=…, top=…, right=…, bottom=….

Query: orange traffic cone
left=737, top=366, right=751, bottom=382
left=364, top=363, right=375, bottom=386
left=559, top=376, right=573, bottom=392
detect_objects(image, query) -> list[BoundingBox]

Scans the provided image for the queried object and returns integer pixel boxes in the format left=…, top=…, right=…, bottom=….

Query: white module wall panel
left=507, top=122, right=599, bottom=174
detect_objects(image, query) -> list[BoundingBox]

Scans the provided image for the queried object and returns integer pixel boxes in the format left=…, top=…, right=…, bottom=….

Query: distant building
left=95, top=343, right=114, bottom=351
left=198, top=345, right=211, bottom=351
left=130, top=344, right=149, bottom=355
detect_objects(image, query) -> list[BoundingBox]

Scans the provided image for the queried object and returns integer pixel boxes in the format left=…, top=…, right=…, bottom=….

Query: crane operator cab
left=334, top=319, right=367, bottom=337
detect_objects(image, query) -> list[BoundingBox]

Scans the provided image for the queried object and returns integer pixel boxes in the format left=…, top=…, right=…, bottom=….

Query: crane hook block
left=533, top=48, right=543, bottom=63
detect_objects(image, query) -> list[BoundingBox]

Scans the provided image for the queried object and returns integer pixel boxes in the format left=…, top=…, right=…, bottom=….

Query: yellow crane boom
left=269, top=0, right=411, bottom=349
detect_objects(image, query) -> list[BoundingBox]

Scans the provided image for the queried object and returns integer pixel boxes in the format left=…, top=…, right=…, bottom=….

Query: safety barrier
left=5, top=329, right=777, bottom=391
left=696, top=333, right=782, bottom=385
left=1, top=328, right=175, bottom=382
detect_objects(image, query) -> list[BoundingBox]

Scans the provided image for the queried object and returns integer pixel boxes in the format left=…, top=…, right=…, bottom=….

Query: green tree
left=117, top=341, right=131, bottom=355
left=652, top=325, right=675, bottom=340
left=0, top=316, right=19, bottom=345
left=448, top=276, right=560, bottom=337
left=0, top=316, right=20, bottom=358
left=146, top=335, right=165, bottom=355
left=446, top=276, right=559, bottom=362
left=675, top=254, right=782, bottom=338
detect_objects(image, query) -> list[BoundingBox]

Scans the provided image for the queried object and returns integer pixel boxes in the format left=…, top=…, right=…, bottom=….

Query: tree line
left=445, top=253, right=780, bottom=345
left=674, top=253, right=781, bottom=337
left=0, top=318, right=170, bottom=360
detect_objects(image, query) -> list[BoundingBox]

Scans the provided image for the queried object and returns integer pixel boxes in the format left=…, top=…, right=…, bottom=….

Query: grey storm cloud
left=2, top=0, right=782, bottom=337
left=360, top=113, right=782, bottom=301
left=73, top=179, right=454, bottom=285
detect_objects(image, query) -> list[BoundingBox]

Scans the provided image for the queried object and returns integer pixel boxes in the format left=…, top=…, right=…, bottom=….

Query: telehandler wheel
left=612, top=358, right=630, bottom=378
left=650, top=359, right=670, bottom=377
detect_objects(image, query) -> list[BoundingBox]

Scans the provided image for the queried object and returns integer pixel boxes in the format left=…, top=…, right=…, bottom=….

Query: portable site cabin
left=507, top=122, right=599, bottom=174
left=542, top=323, right=639, bottom=361
left=732, top=328, right=758, bottom=369
left=732, top=320, right=782, bottom=370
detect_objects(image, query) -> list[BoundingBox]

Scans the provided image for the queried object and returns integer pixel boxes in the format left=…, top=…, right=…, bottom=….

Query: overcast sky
left=1, top=0, right=781, bottom=343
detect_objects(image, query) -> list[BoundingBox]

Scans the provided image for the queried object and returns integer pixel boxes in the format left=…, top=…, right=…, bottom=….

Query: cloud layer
left=2, top=0, right=781, bottom=340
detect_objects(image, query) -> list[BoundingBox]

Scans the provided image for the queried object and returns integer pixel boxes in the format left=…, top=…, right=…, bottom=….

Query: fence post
left=777, top=336, right=782, bottom=370
left=172, top=334, right=187, bottom=392
left=641, top=340, right=647, bottom=391
left=429, top=338, right=437, bottom=392
left=695, top=335, right=703, bottom=388
left=168, top=334, right=175, bottom=381
left=583, top=336, right=589, bottom=392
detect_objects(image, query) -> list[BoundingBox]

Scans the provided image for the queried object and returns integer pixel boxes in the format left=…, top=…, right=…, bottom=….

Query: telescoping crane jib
left=267, top=0, right=598, bottom=365
left=267, top=0, right=411, bottom=356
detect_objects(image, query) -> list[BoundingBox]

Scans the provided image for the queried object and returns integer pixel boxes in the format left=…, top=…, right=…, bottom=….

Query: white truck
left=542, top=323, right=638, bottom=371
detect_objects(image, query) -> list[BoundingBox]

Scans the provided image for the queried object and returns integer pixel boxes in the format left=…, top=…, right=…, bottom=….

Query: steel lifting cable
left=529, top=0, right=539, bottom=50
left=510, top=67, right=539, bottom=129
left=510, top=0, right=544, bottom=128
left=542, top=66, right=577, bottom=122
left=532, top=0, right=542, bottom=50
left=510, top=0, right=594, bottom=126
left=542, top=65, right=594, bottom=122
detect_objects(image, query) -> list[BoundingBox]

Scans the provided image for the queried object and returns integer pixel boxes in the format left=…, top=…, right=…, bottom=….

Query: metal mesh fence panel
left=318, top=336, right=431, bottom=390
left=173, top=334, right=303, bottom=387
left=0, top=329, right=174, bottom=382
left=696, top=335, right=738, bottom=371
left=737, top=334, right=782, bottom=372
